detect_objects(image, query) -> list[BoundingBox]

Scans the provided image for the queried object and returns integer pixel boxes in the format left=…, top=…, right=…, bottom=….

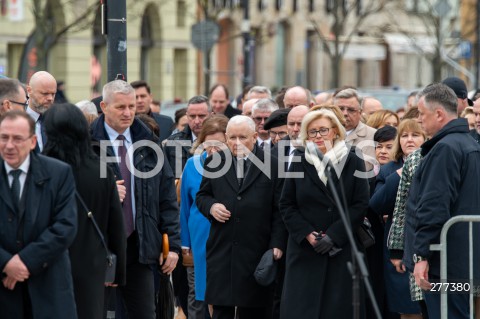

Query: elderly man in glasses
left=333, top=88, right=376, bottom=172
left=251, top=98, right=279, bottom=150
left=0, top=78, right=28, bottom=115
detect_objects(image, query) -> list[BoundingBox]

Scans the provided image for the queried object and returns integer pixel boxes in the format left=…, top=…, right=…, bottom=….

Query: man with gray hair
left=0, top=78, right=28, bottom=115
left=247, top=85, right=272, bottom=100
left=251, top=98, right=278, bottom=149
left=404, top=83, right=480, bottom=319
left=334, top=88, right=376, bottom=170
left=196, top=115, right=286, bottom=319
left=90, top=80, right=181, bottom=318
left=164, top=95, right=211, bottom=178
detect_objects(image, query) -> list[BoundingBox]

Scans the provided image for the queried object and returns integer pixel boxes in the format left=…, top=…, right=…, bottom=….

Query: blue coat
left=180, top=153, right=210, bottom=300
left=0, top=152, right=78, bottom=319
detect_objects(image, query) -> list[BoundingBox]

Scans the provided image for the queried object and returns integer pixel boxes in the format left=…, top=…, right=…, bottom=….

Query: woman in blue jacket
left=180, top=114, right=228, bottom=318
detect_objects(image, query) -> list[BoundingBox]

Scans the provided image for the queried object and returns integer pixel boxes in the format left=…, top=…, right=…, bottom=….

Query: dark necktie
left=236, top=158, right=250, bottom=187
left=260, top=142, right=264, bottom=149
left=37, top=114, right=47, bottom=148
left=117, top=135, right=134, bottom=237
left=10, top=169, right=22, bottom=209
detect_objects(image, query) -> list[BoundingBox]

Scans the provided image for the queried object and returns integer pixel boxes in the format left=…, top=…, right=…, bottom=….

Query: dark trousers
left=424, top=291, right=470, bottom=319
left=212, top=305, right=268, bottom=319
left=117, top=232, right=156, bottom=319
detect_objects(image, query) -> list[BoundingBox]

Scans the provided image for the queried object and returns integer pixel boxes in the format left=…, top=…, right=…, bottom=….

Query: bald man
left=0, top=78, right=28, bottom=115
left=26, top=71, right=57, bottom=151
left=283, top=86, right=313, bottom=108
left=242, top=98, right=258, bottom=117
left=361, top=97, right=383, bottom=120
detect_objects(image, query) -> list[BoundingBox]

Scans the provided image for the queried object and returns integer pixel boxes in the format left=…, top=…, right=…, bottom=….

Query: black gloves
left=314, top=234, right=335, bottom=254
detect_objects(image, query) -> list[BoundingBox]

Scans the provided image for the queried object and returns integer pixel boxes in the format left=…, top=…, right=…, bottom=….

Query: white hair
left=227, top=115, right=256, bottom=132
left=75, top=100, right=98, bottom=116
left=252, top=98, right=278, bottom=115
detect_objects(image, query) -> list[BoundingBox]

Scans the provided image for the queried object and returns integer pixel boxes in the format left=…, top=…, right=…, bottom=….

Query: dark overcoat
left=69, top=157, right=126, bottom=319
left=0, top=152, right=78, bottom=318
left=196, top=147, right=286, bottom=307
left=404, top=119, right=480, bottom=279
left=279, top=147, right=369, bottom=319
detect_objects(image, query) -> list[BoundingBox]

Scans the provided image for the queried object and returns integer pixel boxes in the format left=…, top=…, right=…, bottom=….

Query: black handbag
left=357, top=217, right=375, bottom=249
left=76, top=192, right=117, bottom=284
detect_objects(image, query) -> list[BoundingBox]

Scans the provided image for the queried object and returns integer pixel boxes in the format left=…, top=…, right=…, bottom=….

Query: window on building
left=275, top=0, right=283, bottom=11
left=308, top=0, right=315, bottom=12
left=177, top=0, right=186, bottom=27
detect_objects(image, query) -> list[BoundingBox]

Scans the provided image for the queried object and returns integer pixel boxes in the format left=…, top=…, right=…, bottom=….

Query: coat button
left=237, top=196, right=241, bottom=200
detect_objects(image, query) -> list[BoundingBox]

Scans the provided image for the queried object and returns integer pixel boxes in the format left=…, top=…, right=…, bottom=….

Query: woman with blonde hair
left=280, top=109, right=369, bottom=318
left=369, top=119, right=426, bottom=318
left=367, top=109, right=399, bottom=129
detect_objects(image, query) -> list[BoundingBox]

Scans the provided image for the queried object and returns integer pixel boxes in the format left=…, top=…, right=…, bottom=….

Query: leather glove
left=314, top=234, right=335, bottom=254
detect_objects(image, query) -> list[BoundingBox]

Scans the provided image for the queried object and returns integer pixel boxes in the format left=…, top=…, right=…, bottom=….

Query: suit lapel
left=223, top=155, right=240, bottom=191
left=0, top=163, right=16, bottom=213
left=239, top=147, right=264, bottom=192
left=22, top=153, right=48, bottom=238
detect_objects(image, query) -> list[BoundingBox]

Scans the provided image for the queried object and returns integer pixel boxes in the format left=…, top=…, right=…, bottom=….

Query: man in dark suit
left=91, top=80, right=180, bottom=319
left=131, top=80, right=174, bottom=142
left=0, top=111, right=78, bottom=318
left=196, top=115, right=286, bottom=319
left=25, top=71, right=57, bottom=152
left=164, top=95, right=210, bottom=178
left=209, top=84, right=241, bottom=119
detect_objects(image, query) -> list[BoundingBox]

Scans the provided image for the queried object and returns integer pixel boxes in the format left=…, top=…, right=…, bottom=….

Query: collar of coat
left=421, top=118, right=469, bottom=156
left=90, top=114, right=159, bottom=144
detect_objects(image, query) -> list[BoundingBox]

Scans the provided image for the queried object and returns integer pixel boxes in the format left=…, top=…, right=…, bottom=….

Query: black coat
left=404, top=118, right=480, bottom=278
left=0, top=153, right=78, bottom=318
left=196, top=147, right=286, bottom=307
left=90, top=115, right=181, bottom=262
left=164, top=125, right=193, bottom=178
left=279, top=147, right=369, bottom=319
left=150, top=112, right=174, bottom=142
left=69, top=157, right=126, bottom=319
left=223, top=104, right=242, bottom=119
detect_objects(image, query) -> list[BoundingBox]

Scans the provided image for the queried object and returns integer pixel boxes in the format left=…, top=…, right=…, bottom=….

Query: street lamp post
left=242, top=0, right=251, bottom=88
left=103, top=0, right=127, bottom=82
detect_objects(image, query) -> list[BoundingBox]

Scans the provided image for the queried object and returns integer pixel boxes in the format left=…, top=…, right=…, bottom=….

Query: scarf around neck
left=305, top=140, right=349, bottom=185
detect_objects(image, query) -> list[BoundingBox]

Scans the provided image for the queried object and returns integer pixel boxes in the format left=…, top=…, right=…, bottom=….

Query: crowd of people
left=0, top=71, right=479, bottom=319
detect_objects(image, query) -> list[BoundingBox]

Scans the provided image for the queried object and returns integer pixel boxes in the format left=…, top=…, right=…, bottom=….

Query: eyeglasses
left=8, top=100, right=29, bottom=108
left=187, top=114, right=208, bottom=121
left=307, top=128, right=331, bottom=138
left=0, top=134, right=33, bottom=145
left=269, top=131, right=288, bottom=138
left=338, top=106, right=360, bottom=114
left=253, top=116, right=269, bottom=123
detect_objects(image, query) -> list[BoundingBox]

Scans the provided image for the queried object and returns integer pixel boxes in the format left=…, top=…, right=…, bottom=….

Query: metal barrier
left=430, top=215, right=480, bottom=319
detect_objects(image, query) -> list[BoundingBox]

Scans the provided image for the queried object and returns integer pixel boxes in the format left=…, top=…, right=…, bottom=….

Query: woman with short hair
left=280, top=109, right=369, bottom=319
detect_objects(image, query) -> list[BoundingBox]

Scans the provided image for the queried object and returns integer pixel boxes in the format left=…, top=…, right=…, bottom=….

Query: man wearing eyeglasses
left=25, top=71, right=57, bottom=152
left=164, top=95, right=211, bottom=178
left=251, top=98, right=278, bottom=150
left=0, top=79, right=28, bottom=115
left=333, top=88, right=376, bottom=172
left=130, top=80, right=174, bottom=142
left=0, top=111, right=78, bottom=318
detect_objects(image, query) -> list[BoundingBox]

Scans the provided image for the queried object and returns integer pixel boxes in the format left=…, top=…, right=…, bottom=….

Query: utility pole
left=476, top=0, right=480, bottom=88
left=102, top=0, right=127, bottom=82
left=242, top=0, right=251, bottom=88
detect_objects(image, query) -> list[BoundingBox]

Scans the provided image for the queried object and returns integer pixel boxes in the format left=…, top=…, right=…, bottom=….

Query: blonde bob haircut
left=299, top=109, right=346, bottom=145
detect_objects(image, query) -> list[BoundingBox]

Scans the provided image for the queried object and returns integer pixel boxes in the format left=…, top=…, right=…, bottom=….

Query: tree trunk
left=432, top=49, right=442, bottom=82
left=331, top=53, right=342, bottom=88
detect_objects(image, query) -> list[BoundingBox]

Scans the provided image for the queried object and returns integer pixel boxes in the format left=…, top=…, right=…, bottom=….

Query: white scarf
left=304, top=140, right=349, bottom=185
